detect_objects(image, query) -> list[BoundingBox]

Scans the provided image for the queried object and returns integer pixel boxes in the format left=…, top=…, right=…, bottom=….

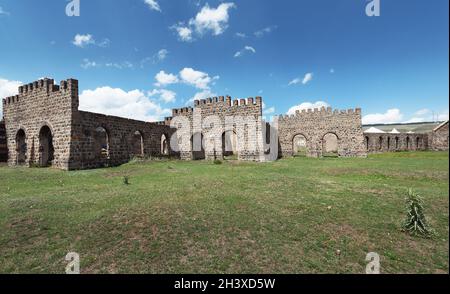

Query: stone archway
left=222, top=130, right=237, bottom=159
left=322, top=133, right=339, bottom=157
left=131, top=131, right=144, bottom=157
left=191, top=132, right=205, bottom=160
left=16, top=129, right=27, bottom=165
left=39, top=126, right=54, bottom=167
left=292, top=134, right=308, bottom=157
left=161, top=134, right=169, bottom=156
left=94, top=127, right=110, bottom=161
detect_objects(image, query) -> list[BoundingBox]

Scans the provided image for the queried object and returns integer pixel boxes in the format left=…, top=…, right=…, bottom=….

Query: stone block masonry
left=2, top=76, right=381, bottom=170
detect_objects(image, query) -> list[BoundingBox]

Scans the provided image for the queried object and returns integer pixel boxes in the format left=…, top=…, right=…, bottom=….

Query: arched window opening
left=322, top=133, right=339, bottom=157
left=39, top=126, right=54, bottom=167
left=131, top=131, right=144, bottom=157
left=94, top=127, right=110, bottom=160
left=161, top=134, right=169, bottom=156
left=191, top=132, right=205, bottom=160
left=222, top=130, right=237, bottom=159
left=15, top=129, right=27, bottom=165
left=293, top=134, right=308, bottom=157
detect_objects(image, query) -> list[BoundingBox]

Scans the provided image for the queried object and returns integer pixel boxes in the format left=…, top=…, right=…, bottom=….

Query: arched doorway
left=39, top=126, right=54, bottom=167
left=222, top=130, right=237, bottom=159
left=16, top=129, right=27, bottom=165
left=191, top=132, right=205, bottom=160
left=161, top=134, right=169, bottom=156
left=292, top=134, right=308, bottom=157
left=406, top=136, right=411, bottom=150
left=131, top=131, right=144, bottom=157
left=322, top=133, right=339, bottom=157
left=94, top=127, right=110, bottom=161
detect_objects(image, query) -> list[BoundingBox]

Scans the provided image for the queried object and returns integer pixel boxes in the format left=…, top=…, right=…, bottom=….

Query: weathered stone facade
left=0, top=120, right=7, bottom=162
left=430, top=121, right=449, bottom=151
left=170, top=96, right=268, bottom=161
left=2, top=78, right=173, bottom=170
left=4, top=77, right=445, bottom=170
left=364, top=133, right=429, bottom=153
left=277, top=107, right=367, bottom=158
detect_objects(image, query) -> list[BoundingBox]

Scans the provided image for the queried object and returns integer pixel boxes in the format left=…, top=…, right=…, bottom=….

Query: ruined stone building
left=1, top=77, right=447, bottom=170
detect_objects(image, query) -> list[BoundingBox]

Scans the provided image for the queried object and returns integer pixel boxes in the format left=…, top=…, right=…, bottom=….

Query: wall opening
left=416, top=137, right=420, bottom=149
left=15, top=129, right=27, bottom=165
left=131, top=131, right=144, bottom=157
left=39, top=126, right=54, bottom=167
left=378, top=136, right=383, bottom=151
left=395, top=137, right=399, bottom=150
left=387, top=137, right=391, bottom=150
left=222, top=130, right=237, bottom=159
left=191, top=132, right=205, bottom=160
left=406, top=136, right=411, bottom=150
left=322, top=133, right=339, bottom=157
left=161, top=134, right=169, bottom=156
left=94, top=127, right=110, bottom=161
left=365, top=136, right=370, bottom=151
left=293, top=134, right=308, bottom=157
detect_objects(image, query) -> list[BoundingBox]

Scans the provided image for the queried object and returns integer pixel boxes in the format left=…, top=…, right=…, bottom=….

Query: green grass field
left=0, top=152, right=448, bottom=274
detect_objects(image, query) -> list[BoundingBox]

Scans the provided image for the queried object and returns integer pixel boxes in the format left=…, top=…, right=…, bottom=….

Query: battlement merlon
left=276, top=107, right=362, bottom=121
left=193, top=96, right=263, bottom=107
left=3, top=78, right=79, bottom=107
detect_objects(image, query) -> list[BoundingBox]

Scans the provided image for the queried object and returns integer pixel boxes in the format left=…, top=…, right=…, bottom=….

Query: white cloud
left=235, top=32, right=247, bottom=38
left=287, top=101, right=330, bottom=115
left=234, top=46, right=256, bottom=58
left=154, top=70, right=179, bottom=87
left=156, top=49, right=168, bottom=62
left=254, top=26, right=277, bottom=38
left=81, top=59, right=99, bottom=69
left=179, top=68, right=218, bottom=90
left=72, top=34, right=110, bottom=48
left=72, top=34, right=95, bottom=48
left=105, top=61, right=134, bottom=69
left=414, top=108, right=431, bottom=116
left=288, top=73, right=314, bottom=86
left=171, top=24, right=194, bottom=42
left=362, top=109, right=403, bottom=125
left=171, top=3, right=235, bottom=42
left=0, top=78, right=22, bottom=117
left=263, top=107, right=275, bottom=115
left=148, top=89, right=177, bottom=103
left=79, top=87, right=171, bottom=122
left=144, top=0, right=161, bottom=12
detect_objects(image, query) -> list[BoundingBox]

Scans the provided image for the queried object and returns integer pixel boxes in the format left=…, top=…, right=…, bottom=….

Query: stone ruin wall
left=429, top=121, right=449, bottom=151
left=2, top=78, right=174, bottom=170
left=2, top=78, right=77, bottom=169
left=277, top=107, right=367, bottom=158
left=364, top=133, right=429, bottom=153
left=0, top=120, right=7, bottom=162
left=171, top=96, right=267, bottom=161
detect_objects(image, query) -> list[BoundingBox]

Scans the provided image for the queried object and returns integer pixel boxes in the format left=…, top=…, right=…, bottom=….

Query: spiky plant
left=402, top=188, right=434, bottom=238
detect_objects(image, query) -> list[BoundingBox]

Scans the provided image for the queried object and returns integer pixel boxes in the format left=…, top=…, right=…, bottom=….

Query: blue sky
left=0, top=0, right=448, bottom=123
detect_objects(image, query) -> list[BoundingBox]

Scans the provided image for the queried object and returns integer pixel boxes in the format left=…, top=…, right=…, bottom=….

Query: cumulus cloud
left=0, top=78, right=22, bottom=117
left=72, top=34, right=95, bottom=47
left=287, top=101, right=330, bottom=115
left=144, top=0, right=161, bottom=12
left=148, top=89, right=177, bottom=103
left=362, top=109, right=403, bottom=125
left=79, top=87, right=171, bottom=122
left=171, top=3, right=235, bottom=42
left=288, top=73, right=314, bottom=86
left=154, top=70, right=179, bottom=87
left=254, top=26, right=277, bottom=38
left=72, top=34, right=110, bottom=48
left=234, top=46, right=256, bottom=58
left=235, top=32, right=247, bottom=38
left=179, top=68, right=218, bottom=90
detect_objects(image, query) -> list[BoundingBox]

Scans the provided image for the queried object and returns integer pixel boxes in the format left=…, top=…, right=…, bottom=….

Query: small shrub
left=402, top=188, right=434, bottom=238
left=213, top=159, right=222, bottom=165
left=123, top=176, right=130, bottom=185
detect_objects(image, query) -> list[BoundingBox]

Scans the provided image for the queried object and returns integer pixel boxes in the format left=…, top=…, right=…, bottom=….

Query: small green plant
left=213, top=159, right=222, bottom=165
left=402, top=188, right=434, bottom=238
left=123, top=176, right=130, bottom=185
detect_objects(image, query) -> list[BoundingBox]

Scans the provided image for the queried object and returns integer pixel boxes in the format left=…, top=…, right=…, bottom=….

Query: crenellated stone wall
left=277, top=107, right=367, bottom=158
left=364, top=133, right=429, bottom=153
